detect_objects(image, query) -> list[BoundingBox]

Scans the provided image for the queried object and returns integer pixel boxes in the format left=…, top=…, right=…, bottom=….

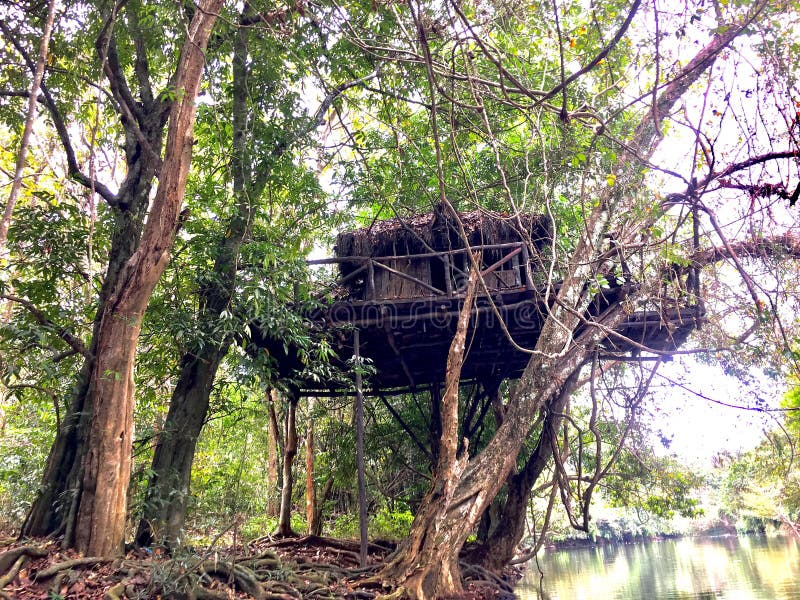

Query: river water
left=515, top=534, right=800, bottom=599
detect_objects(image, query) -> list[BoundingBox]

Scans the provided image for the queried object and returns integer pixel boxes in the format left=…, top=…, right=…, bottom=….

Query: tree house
left=278, top=205, right=704, bottom=396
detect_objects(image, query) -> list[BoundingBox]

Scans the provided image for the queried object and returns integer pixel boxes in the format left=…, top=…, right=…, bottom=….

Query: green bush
left=329, top=509, right=414, bottom=541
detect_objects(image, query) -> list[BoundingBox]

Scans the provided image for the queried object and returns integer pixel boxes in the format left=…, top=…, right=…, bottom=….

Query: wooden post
left=354, top=329, right=368, bottom=567
left=367, top=259, right=376, bottom=300
left=305, top=397, right=317, bottom=535
left=511, top=252, right=521, bottom=287
left=520, top=244, right=535, bottom=290
left=443, top=254, right=454, bottom=296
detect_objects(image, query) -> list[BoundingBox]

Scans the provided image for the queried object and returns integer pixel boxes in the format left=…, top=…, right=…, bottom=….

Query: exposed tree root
left=103, top=581, right=126, bottom=600
left=460, top=561, right=516, bottom=596
left=0, top=544, right=50, bottom=597
left=0, top=555, right=28, bottom=590
left=0, top=545, right=48, bottom=574
left=36, top=556, right=114, bottom=579
left=375, top=587, right=406, bottom=600
left=48, top=572, right=66, bottom=598
left=200, top=560, right=265, bottom=598
left=0, top=536, right=519, bottom=599
left=193, top=587, right=230, bottom=600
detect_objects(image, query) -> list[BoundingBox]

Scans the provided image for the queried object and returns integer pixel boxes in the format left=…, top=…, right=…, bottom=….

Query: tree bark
left=72, top=0, right=222, bottom=556
left=469, top=370, right=581, bottom=572
left=276, top=392, right=299, bottom=537
left=305, top=398, right=318, bottom=535
left=20, top=42, right=168, bottom=543
left=267, top=390, right=281, bottom=518
left=377, top=261, right=479, bottom=598
left=134, top=353, right=222, bottom=547
left=134, top=1, right=356, bottom=543
left=131, top=4, right=382, bottom=545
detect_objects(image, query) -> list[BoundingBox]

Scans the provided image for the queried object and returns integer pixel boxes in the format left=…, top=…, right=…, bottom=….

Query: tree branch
left=692, top=234, right=800, bottom=266
left=537, top=0, right=643, bottom=108
left=0, top=20, right=119, bottom=205
left=96, top=20, right=144, bottom=124
left=0, top=294, right=92, bottom=359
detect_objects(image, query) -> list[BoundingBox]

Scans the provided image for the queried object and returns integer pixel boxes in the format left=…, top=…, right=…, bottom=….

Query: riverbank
left=543, top=521, right=789, bottom=552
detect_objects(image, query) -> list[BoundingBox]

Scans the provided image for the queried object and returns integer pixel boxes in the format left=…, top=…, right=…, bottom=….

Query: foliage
left=716, top=426, right=800, bottom=532
left=331, top=508, right=415, bottom=542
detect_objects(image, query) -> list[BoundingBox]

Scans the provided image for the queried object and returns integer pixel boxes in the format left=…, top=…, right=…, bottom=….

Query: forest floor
left=0, top=534, right=519, bottom=599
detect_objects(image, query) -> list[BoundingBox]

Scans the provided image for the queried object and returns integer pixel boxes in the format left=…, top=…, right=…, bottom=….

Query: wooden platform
left=288, top=287, right=704, bottom=396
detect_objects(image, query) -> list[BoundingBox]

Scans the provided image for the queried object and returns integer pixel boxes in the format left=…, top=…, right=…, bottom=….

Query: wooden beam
left=520, top=243, right=536, bottom=291
left=480, top=246, right=522, bottom=278
left=366, top=260, right=376, bottom=300
left=329, top=298, right=545, bottom=327
left=385, top=326, right=418, bottom=391
left=306, top=242, right=526, bottom=264
left=443, top=254, right=454, bottom=296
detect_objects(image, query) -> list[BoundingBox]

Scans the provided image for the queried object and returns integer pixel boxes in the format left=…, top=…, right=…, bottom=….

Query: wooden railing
left=308, top=241, right=535, bottom=301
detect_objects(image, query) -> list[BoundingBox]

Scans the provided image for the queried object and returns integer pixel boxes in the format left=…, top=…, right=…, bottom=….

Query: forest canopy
left=0, top=0, right=799, bottom=598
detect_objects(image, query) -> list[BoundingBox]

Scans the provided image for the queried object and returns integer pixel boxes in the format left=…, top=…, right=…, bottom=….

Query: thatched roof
left=334, top=206, right=551, bottom=259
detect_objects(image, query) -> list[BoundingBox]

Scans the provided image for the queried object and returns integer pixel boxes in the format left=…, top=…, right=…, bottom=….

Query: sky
left=645, top=356, right=786, bottom=467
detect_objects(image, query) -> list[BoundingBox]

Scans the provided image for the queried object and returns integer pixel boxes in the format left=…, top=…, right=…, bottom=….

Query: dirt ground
left=0, top=534, right=518, bottom=599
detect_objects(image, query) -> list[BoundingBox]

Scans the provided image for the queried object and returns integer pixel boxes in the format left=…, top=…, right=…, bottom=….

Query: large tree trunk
left=17, top=1, right=172, bottom=543
left=378, top=16, right=758, bottom=595
left=276, top=393, right=299, bottom=537
left=376, top=262, right=479, bottom=598
left=134, top=353, right=223, bottom=547
left=134, top=2, right=332, bottom=543
left=71, top=1, right=222, bottom=556
left=468, top=370, right=580, bottom=572
left=134, top=9, right=257, bottom=547
left=132, top=4, right=379, bottom=544
left=21, top=103, right=166, bottom=545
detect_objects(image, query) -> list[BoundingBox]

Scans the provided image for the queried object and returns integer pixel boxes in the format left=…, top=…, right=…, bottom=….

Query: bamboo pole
left=354, top=329, right=368, bottom=567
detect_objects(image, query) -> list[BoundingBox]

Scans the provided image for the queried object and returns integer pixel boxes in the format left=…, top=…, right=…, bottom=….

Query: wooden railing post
left=443, top=254, right=454, bottom=296
left=367, top=259, right=376, bottom=300
left=520, top=243, right=535, bottom=290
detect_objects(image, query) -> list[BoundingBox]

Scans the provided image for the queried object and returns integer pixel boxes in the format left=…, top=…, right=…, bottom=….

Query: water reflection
left=516, top=535, right=800, bottom=600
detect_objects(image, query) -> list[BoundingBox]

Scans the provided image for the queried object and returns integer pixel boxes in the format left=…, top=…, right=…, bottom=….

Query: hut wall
left=375, top=257, right=434, bottom=298
left=484, top=269, right=518, bottom=289
left=334, top=210, right=553, bottom=300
